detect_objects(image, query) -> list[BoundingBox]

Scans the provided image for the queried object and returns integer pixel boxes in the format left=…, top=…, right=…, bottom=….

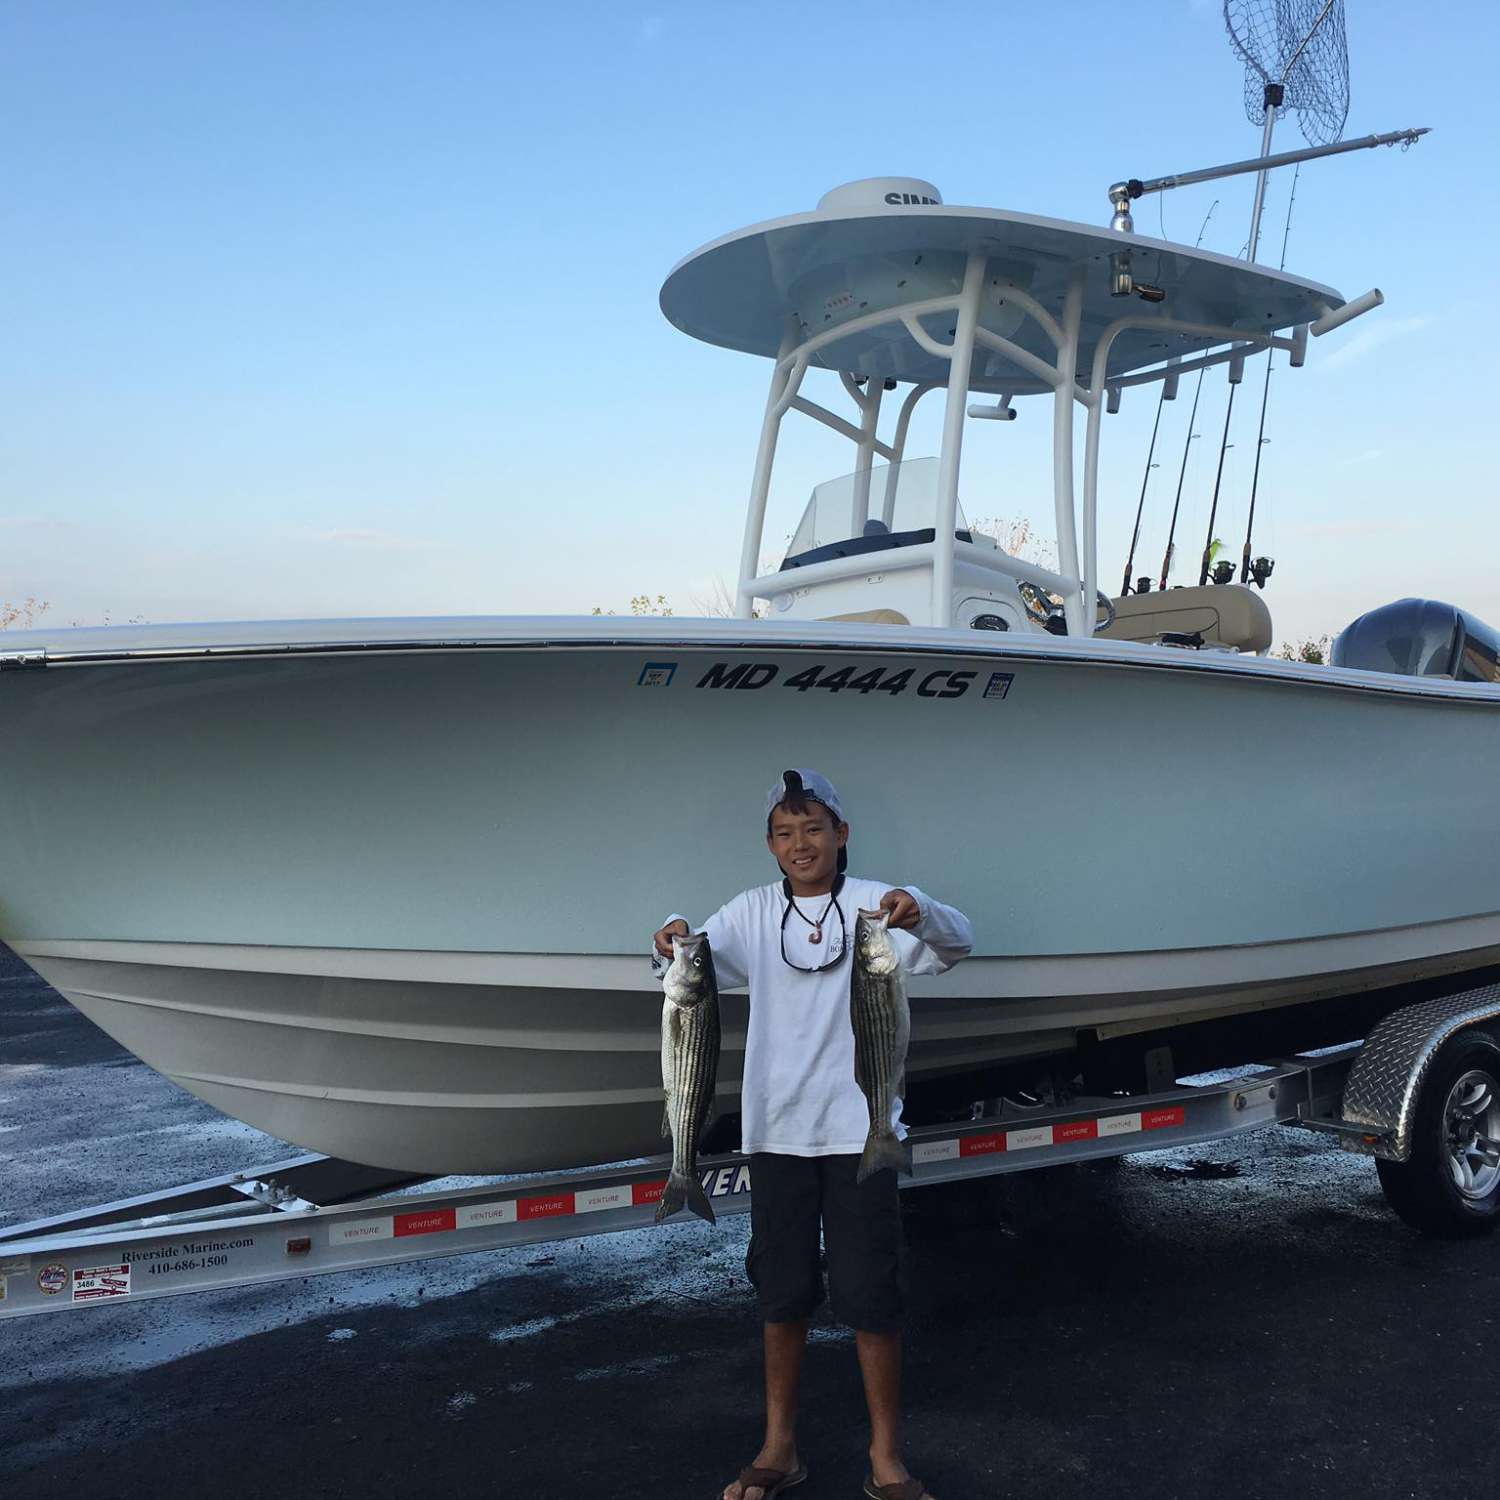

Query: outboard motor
left=1332, top=598, right=1500, bottom=684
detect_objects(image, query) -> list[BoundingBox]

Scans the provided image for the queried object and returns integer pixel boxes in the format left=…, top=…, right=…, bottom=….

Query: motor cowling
left=1332, top=598, right=1500, bottom=684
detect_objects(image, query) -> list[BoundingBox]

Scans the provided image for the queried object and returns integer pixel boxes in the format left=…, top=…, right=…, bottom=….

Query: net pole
left=1245, top=104, right=1279, bottom=262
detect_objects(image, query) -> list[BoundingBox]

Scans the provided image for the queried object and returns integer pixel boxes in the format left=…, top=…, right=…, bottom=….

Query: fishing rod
left=1158, top=366, right=1204, bottom=592
left=1147, top=201, right=1218, bottom=595
left=1240, top=163, right=1302, bottom=585
left=1197, top=378, right=1238, bottom=586
left=1121, top=383, right=1167, bottom=595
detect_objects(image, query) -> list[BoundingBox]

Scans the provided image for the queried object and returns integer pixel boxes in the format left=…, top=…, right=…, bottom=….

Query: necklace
left=778, top=875, right=848, bottom=975
left=787, top=890, right=838, bottom=944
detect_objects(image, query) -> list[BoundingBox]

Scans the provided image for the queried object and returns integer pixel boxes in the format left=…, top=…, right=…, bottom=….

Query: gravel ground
left=3, top=949, right=1499, bottom=1499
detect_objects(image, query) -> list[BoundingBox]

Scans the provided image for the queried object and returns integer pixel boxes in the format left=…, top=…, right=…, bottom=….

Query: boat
left=3, top=164, right=1492, bottom=1179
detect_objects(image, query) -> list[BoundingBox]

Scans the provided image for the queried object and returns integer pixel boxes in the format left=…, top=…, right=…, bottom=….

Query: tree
left=592, top=594, right=673, bottom=617
left=1277, top=634, right=1332, bottom=665
left=968, top=515, right=1057, bottom=571
left=0, top=598, right=48, bottom=631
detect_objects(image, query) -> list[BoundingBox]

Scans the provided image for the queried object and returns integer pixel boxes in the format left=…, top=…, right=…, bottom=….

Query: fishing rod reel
left=1207, top=555, right=1273, bottom=588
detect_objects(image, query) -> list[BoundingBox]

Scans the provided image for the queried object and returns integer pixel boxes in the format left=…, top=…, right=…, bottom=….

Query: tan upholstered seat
left=820, top=609, right=912, bottom=625
left=1098, top=584, right=1272, bottom=652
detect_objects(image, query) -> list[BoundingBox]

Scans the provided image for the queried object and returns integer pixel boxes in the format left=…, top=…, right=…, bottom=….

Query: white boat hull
left=3, top=618, right=1498, bottom=1173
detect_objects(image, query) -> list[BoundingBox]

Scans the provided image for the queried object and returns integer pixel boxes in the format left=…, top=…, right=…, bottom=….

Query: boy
left=653, top=768, right=973, bottom=1500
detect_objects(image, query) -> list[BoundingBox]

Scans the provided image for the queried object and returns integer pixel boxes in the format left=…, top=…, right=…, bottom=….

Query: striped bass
left=657, top=930, right=721, bottom=1224
left=851, top=908, right=913, bottom=1184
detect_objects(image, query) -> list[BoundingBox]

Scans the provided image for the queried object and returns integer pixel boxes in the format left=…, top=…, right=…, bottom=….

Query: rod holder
left=967, top=397, right=1017, bottom=421
left=1311, top=288, right=1384, bottom=337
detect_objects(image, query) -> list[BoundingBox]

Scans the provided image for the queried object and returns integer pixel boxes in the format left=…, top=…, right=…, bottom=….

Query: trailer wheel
left=1376, top=1034, right=1500, bottom=1238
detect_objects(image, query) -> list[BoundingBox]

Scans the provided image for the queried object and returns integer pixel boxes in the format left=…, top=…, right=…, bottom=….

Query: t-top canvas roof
left=659, top=185, right=1345, bottom=393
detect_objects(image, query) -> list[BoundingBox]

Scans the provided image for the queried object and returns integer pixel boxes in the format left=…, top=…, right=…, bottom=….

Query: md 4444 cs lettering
left=693, top=662, right=1012, bottom=701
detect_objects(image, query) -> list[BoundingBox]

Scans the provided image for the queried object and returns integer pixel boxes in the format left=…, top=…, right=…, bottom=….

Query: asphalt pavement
left=3, top=948, right=1498, bottom=1500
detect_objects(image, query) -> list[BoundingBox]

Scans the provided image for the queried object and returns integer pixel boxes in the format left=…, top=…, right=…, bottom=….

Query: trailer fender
left=1335, top=985, right=1500, bottom=1161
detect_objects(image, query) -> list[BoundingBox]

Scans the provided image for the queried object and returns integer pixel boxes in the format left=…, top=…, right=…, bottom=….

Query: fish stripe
left=850, top=915, right=911, bottom=1151
left=661, top=942, right=722, bottom=1186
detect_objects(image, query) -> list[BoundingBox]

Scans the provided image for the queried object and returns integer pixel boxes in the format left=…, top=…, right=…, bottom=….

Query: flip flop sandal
left=862, top=1479, right=932, bottom=1500
left=732, top=1464, right=808, bottom=1498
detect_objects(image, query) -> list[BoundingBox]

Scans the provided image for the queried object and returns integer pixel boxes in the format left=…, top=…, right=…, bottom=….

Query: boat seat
left=1098, top=584, right=1272, bottom=653
left=820, top=609, right=912, bottom=625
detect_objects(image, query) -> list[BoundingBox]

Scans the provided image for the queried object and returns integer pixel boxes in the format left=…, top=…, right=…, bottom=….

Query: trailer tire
left=1375, top=1033, right=1500, bottom=1238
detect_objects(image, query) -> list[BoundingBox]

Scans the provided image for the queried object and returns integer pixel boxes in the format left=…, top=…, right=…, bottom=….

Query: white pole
left=848, top=378, right=885, bottom=535
left=882, top=381, right=938, bottom=527
left=735, top=320, right=802, bottom=618
left=929, top=252, right=987, bottom=628
left=1052, top=269, right=1087, bottom=635
left=1245, top=108, right=1278, bottom=263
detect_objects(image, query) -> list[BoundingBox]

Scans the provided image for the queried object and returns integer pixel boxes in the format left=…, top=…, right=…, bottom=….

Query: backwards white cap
left=764, top=768, right=845, bottom=824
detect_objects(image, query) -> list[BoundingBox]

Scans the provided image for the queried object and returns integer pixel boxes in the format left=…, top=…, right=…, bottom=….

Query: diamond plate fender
left=1338, top=985, right=1500, bottom=1161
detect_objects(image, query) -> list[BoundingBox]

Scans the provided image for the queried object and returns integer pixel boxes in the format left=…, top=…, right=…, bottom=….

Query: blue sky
left=1, top=0, right=1492, bottom=644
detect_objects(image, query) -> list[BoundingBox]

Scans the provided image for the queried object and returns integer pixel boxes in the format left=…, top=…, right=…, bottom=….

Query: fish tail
left=857, top=1130, right=913, bottom=1185
left=654, top=1169, right=717, bottom=1226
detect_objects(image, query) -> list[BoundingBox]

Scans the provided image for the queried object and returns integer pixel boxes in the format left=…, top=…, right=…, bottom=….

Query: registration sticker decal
left=983, top=672, right=1014, bottom=700
left=72, top=1263, right=132, bottom=1302
left=36, top=1263, right=68, bottom=1296
left=637, top=662, right=677, bottom=687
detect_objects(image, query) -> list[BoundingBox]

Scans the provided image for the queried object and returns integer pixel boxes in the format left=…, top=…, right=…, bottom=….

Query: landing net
left=1224, top=0, right=1350, bottom=145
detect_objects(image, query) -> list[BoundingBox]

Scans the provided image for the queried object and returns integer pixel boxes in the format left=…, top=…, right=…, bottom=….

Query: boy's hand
left=653, top=919, right=690, bottom=958
left=879, top=888, right=920, bottom=930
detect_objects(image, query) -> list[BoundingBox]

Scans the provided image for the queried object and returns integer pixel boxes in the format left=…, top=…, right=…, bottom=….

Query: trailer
left=4, top=985, right=1500, bottom=1320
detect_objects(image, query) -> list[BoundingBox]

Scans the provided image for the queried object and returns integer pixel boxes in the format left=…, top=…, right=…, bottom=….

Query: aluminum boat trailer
left=5, top=985, right=1500, bottom=1320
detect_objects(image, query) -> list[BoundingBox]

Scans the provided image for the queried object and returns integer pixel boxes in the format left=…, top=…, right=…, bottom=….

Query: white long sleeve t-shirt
left=665, top=876, right=974, bottom=1158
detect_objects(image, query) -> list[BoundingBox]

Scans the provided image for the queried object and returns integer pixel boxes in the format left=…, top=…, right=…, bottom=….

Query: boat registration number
left=660, top=661, right=1013, bottom=700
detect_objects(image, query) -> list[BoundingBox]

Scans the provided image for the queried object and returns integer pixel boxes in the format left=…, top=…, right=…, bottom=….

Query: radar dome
left=816, top=177, right=944, bottom=212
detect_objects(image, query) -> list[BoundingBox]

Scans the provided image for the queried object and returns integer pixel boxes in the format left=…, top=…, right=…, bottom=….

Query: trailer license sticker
left=72, top=1263, right=131, bottom=1302
left=36, top=1263, right=68, bottom=1296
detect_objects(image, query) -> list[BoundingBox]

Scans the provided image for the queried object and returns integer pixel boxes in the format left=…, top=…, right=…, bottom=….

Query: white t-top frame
left=735, top=256, right=1309, bottom=634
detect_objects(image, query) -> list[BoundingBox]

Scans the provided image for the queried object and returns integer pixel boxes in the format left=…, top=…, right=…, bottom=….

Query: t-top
left=665, top=876, right=973, bottom=1158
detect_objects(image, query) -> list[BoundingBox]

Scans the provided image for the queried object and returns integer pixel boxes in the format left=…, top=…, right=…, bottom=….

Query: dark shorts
left=746, top=1151, right=905, bottom=1334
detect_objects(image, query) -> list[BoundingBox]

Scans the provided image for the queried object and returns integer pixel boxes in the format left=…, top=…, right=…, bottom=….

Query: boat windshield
left=781, top=458, right=973, bottom=571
